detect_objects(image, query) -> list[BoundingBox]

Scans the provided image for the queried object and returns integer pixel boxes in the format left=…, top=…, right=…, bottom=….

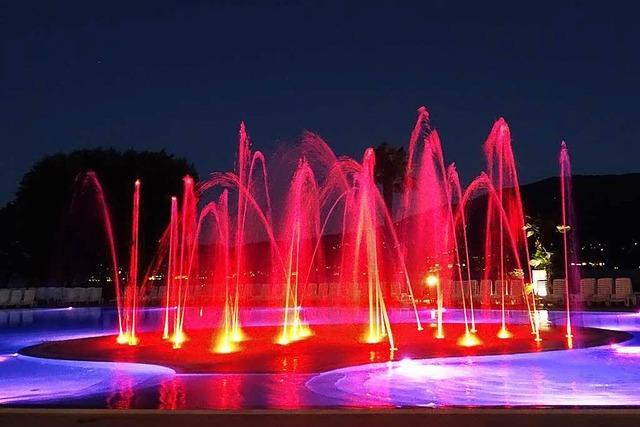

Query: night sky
left=2, top=0, right=639, bottom=204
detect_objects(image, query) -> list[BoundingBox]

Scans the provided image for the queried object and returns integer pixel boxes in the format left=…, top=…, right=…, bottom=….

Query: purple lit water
left=1, top=307, right=639, bottom=408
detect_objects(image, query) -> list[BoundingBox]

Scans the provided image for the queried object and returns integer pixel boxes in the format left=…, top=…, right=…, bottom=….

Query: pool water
left=0, top=307, right=639, bottom=408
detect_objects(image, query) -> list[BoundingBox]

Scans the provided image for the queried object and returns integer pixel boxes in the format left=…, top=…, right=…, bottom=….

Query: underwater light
left=497, top=327, right=513, bottom=339
left=612, top=344, right=640, bottom=355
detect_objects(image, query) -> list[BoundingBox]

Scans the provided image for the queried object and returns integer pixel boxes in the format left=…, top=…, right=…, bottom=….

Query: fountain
left=40, top=107, right=587, bottom=360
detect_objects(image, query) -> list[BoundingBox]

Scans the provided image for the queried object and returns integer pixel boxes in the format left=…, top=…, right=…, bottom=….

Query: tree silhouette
left=374, top=142, right=407, bottom=215
left=0, top=149, right=197, bottom=286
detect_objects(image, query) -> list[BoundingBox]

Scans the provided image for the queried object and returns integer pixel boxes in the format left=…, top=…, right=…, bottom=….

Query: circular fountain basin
left=21, top=323, right=629, bottom=374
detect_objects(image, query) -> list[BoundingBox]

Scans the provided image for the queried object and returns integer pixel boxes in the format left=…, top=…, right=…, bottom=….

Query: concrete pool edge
left=1, top=408, right=640, bottom=427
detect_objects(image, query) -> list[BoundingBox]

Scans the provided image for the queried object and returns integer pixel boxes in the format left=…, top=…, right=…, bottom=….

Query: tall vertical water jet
left=559, top=141, right=579, bottom=346
left=429, top=136, right=474, bottom=345
left=401, top=116, right=457, bottom=339
left=202, top=139, right=281, bottom=346
left=172, top=176, right=197, bottom=349
left=340, top=149, right=395, bottom=349
left=296, top=131, right=422, bottom=337
left=401, top=106, right=431, bottom=216
left=483, top=119, right=538, bottom=340
left=231, top=123, right=252, bottom=344
left=276, top=160, right=320, bottom=344
left=211, top=191, right=238, bottom=353
left=163, top=196, right=179, bottom=340
left=75, top=172, right=125, bottom=341
left=120, top=179, right=141, bottom=346
left=460, top=173, right=532, bottom=341
left=449, top=165, right=481, bottom=345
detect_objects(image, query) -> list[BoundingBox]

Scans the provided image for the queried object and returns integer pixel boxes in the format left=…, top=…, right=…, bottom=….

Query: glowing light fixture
left=213, top=334, right=239, bottom=354
left=497, top=327, right=513, bottom=339
left=425, top=274, right=439, bottom=287
left=171, top=330, right=187, bottom=349
left=457, top=331, right=482, bottom=347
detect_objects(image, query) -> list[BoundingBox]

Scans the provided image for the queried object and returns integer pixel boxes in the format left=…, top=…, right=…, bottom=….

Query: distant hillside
left=520, top=173, right=640, bottom=275
left=221, top=173, right=640, bottom=279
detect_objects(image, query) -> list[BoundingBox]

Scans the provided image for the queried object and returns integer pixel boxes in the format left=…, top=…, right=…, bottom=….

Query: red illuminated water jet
left=118, top=179, right=141, bottom=345
left=482, top=120, right=539, bottom=340
left=73, top=172, right=125, bottom=338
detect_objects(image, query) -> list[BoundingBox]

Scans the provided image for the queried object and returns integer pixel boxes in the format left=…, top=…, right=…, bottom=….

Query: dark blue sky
left=2, top=0, right=639, bottom=204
